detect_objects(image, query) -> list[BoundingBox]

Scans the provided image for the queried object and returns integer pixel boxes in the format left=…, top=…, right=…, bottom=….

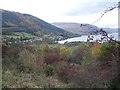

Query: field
left=4, top=32, right=37, bottom=39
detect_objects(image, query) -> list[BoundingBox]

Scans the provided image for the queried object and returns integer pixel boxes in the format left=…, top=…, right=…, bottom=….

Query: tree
left=37, top=44, right=50, bottom=57
left=58, top=45, right=70, bottom=61
left=44, top=53, right=61, bottom=64
left=92, top=41, right=100, bottom=57
left=35, top=31, right=43, bottom=37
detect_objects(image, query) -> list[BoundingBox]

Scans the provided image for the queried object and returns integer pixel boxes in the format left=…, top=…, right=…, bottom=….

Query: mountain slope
left=103, top=28, right=118, bottom=33
left=52, top=22, right=118, bottom=35
left=2, top=9, right=80, bottom=39
left=52, top=22, right=100, bottom=35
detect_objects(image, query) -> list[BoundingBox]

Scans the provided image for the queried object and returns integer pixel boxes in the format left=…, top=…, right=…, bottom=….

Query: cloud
left=0, top=0, right=119, bottom=28
left=65, top=2, right=118, bottom=16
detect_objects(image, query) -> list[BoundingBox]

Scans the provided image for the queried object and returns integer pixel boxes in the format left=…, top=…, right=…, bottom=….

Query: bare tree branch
left=91, top=2, right=119, bottom=24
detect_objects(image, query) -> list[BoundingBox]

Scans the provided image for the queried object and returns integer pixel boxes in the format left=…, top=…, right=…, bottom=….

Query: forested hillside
left=2, top=9, right=80, bottom=40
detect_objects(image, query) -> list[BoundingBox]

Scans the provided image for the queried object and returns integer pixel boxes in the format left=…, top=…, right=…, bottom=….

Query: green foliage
left=37, top=45, right=44, bottom=57
left=70, top=43, right=92, bottom=64
left=2, top=41, right=120, bottom=88
left=14, top=59, right=26, bottom=72
left=97, top=42, right=119, bottom=88
left=100, top=42, right=110, bottom=56
left=99, top=42, right=119, bottom=64
left=45, top=64, right=56, bottom=76
left=37, top=44, right=50, bottom=57
left=19, top=49, right=38, bottom=72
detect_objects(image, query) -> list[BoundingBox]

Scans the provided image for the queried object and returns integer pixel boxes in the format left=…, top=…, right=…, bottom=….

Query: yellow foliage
left=59, top=46, right=68, bottom=55
left=92, top=41, right=100, bottom=57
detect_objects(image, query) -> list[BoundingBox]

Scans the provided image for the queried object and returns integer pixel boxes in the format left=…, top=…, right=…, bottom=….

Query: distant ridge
left=52, top=22, right=118, bottom=35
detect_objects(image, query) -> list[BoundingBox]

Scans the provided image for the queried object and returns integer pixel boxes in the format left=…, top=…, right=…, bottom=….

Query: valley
left=1, top=9, right=120, bottom=88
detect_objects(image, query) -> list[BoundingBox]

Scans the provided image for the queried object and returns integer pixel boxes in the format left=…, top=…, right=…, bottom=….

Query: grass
left=5, top=35, right=20, bottom=39
left=4, top=32, right=37, bottom=39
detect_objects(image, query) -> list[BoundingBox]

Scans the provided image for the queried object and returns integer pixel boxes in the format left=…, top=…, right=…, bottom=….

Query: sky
left=0, top=0, right=119, bottom=28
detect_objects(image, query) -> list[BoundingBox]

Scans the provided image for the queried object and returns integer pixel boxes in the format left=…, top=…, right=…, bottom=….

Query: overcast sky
left=0, top=0, right=119, bottom=28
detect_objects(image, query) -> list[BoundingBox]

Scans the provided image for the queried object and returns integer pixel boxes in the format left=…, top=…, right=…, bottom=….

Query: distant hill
left=52, top=22, right=118, bottom=35
left=52, top=22, right=99, bottom=35
left=103, top=28, right=118, bottom=33
left=2, top=9, right=80, bottom=39
left=2, top=9, right=117, bottom=40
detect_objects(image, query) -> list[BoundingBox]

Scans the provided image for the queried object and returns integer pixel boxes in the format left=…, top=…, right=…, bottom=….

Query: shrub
left=6, top=43, right=26, bottom=58
left=57, top=45, right=70, bottom=61
left=37, top=44, right=50, bottom=57
left=92, top=41, right=100, bottom=57
left=96, top=42, right=119, bottom=88
left=99, top=42, right=118, bottom=67
left=14, top=59, right=26, bottom=72
left=44, top=53, right=60, bottom=64
left=57, top=61, right=80, bottom=83
left=45, top=64, right=56, bottom=76
left=19, top=49, right=37, bottom=73
left=57, top=61, right=70, bottom=83
left=2, top=43, right=10, bottom=58
left=70, top=43, right=92, bottom=64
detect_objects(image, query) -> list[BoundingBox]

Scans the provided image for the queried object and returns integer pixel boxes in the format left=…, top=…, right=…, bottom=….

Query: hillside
left=2, top=9, right=80, bottom=40
left=52, top=22, right=118, bottom=35
left=103, top=28, right=118, bottom=33
left=52, top=22, right=99, bottom=35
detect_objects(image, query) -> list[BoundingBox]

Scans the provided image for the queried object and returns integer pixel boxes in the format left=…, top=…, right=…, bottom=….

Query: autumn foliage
left=92, top=41, right=100, bottom=57
left=44, top=53, right=61, bottom=64
left=2, top=41, right=120, bottom=88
